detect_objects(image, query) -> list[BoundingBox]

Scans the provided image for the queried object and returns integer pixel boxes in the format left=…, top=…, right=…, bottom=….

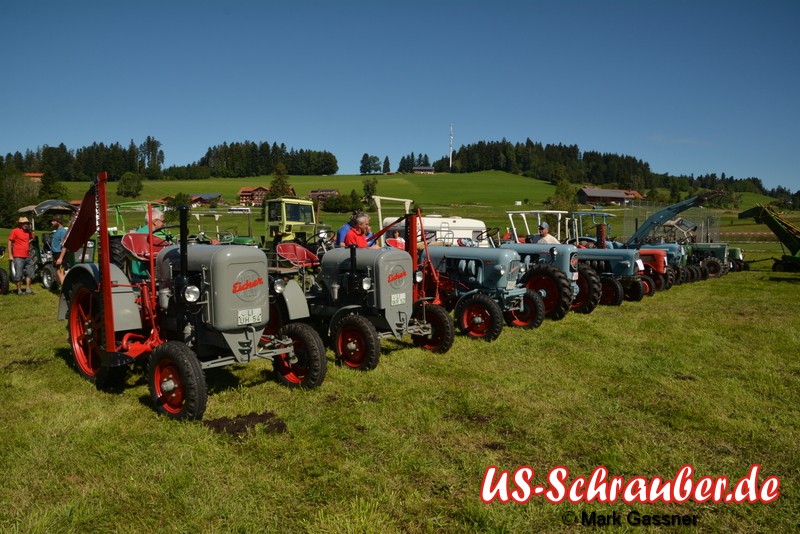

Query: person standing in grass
left=50, top=215, right=69, bottom=287
left=8, top=217, right=35, bottom=295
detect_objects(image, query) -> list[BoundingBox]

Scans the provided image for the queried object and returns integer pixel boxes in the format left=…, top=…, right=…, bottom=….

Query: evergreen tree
left=267, top=162, right=294, bottom=199
left=382, top=156, right=390, bottom=174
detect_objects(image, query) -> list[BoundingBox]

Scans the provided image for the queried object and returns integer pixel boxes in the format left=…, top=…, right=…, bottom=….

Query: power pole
left=449, top=123, right=454, bottom=172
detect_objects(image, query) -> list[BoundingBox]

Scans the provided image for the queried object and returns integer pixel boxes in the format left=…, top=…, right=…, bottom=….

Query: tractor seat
left=121, top=232, right=169, bottom=261
left=275, top=242, right=320, bottom=269
left=386, top=238, right=405, bottom=249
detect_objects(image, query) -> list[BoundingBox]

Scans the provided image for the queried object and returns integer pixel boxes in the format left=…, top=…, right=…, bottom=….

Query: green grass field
left=1, top=262, right=798, bottom=532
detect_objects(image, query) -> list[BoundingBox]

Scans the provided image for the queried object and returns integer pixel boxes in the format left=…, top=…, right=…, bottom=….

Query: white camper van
left=382, top=214, right=492, bottom=247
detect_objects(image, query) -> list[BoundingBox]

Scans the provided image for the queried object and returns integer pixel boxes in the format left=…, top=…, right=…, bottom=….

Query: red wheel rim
left=69, top=287, right=102, bottom=377
left=336, top=324, right=367, bottom=368
left=525, top=275, right=557, bottom=312
left=570, top=275, right=588, bottom=310
left=507, top=295, right=537, bottom=327
left=272, top=336, right=307, bottom=384
left=461, top=302, right=492, bottom=337
left=152, top=359, right=186, bottom=414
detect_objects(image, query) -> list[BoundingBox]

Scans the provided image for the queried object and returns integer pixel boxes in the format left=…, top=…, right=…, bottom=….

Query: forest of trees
left=2, top=135, right=797, bottom=215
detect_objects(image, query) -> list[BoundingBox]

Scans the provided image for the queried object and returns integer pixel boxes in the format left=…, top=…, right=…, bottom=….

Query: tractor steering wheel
left=475, top=227, right=500, bottom=245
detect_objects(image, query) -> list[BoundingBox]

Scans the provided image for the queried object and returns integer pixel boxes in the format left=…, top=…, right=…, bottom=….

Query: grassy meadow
left=1, top=172, right=798, bottom=532
left=1, top=255, right=798, bottom=532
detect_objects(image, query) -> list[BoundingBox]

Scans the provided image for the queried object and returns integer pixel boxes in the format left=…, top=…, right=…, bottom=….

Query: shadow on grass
left=768, top=276, right=800, bottom=283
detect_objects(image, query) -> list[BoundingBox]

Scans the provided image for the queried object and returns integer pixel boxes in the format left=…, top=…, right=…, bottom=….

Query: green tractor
left=738, top=204, right=800, bottom=272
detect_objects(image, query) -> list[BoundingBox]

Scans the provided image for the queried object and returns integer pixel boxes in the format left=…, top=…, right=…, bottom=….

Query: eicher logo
left=233, top=270, right=265, bottom=301
left=387, top=265, right=408, bottom=289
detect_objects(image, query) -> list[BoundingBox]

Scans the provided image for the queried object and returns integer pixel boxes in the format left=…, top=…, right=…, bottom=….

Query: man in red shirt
left=343, top=214, right=379, bottom=249
left=8, top=217, right=35, bottom=295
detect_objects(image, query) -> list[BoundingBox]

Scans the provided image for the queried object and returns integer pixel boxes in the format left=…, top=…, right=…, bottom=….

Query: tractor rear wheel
left=332, top=314, right=381, bottom=371
left=624, top=278, right=645, bottom=301
left=148, top=341, right=207, bottom=421
left=0, top=268, right=8, bottom=295
left=571, top=265, right=601, bottom=314
left=41, top=264, right=57, bottom=290
left=599, top=276, right=624, bottom=306
left=640, top=275, right=656, bottom=297
left=454, top=293, right=504, bottom=341
left=411, top=303, right=455, bottom=353
left=664, top=267, right=675, bottom=290
left=66, top=278, right=127, bottom=389
left=272, top=322, right=327, bottom=389
left=504, top=289, right=545, bottom=329
left=652, top=273, right=666, bottom=291
left=521, top=264, right=572, bottom=320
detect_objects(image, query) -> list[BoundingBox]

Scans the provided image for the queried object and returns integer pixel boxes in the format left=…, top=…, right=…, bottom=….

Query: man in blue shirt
left=50, top=215, right=68, bottom=286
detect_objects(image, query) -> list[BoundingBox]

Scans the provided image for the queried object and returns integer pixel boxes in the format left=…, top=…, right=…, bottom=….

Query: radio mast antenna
left=449, top=123, right=454, bottom=172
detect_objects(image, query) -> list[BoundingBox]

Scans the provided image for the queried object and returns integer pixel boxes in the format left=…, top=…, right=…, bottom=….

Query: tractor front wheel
left=273, top=322, right=327, bottom=389
left=67, top=279, right=126, bottom=389
left=640, top=275, right=656, bottom=297
left=148, top=341, right=207, bottom=421
left=411, top=303, right=455, bottom=353
left=41, top=264, right=57, bottom=290
left=599, top=277, right=624, bottom=306
left=624, top=278, right=645, bottom=302
left=702, top=257, right=723, bottom=278
left=332, top=314, right=381, bottom=371
left=505, top=289, right=545, bottom=329
left=454, top=293, right=504, bottom=341
left=571, top=265, right=602, bottom=314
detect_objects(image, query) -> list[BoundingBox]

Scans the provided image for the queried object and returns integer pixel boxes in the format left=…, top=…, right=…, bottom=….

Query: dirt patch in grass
left=204, top=411, right=287, bottom=437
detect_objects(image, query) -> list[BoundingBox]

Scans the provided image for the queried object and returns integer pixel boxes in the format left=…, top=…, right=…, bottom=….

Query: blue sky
left=2, top=1, right=798, bottom=191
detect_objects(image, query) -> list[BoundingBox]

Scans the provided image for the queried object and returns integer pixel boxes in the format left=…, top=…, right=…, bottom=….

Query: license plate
left=506, top=280, right=517, bottom=290
left=391, top=293, right=406, bottom=306
left=237, top=307, right=262, bottom=326
left=636, top=259, right=645, bottom=271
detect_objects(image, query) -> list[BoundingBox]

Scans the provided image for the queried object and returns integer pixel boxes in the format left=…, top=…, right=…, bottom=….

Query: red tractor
left=58, top=173, right=326, bottom=421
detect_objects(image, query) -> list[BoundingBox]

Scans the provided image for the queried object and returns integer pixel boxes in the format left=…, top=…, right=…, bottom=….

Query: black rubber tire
left=599, top=276, right=624, bottom=306
left=664, top=267, right=675, bottom=290
left=521, top=264, right=572, bottom=320
left=148, top=341, right=207, bottom=421
left=571, top=265, right=602, bottom=314
left=702, top=257, right=722, bottom=278
left=109, top=235, right=133, bottom=279
left=66, top=278, right=127, bottom=389
left=0, top=268, right=8, bottom=295
left=454, top=293, right=504, bottom=341
left=332, top=314, right=381, bottom=371
left=651, top=273, right=666, bottom=291
left=273, top=322, right=327, bottom=389
left=411, top=303, right=455, bottom=353
left=504, top=289, right=545, bottom=329
left=673, top=265, right=685, bottom=286
left=41, top=264, right=57, bottom=290
left=640, top=275, right=656, bottom=297
left=698, top=265, right=710, bottom=280
left=624, top=278, right=645, bottom=302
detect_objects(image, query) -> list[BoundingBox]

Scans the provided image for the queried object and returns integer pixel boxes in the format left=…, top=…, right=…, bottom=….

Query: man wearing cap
left=8, top=217, right=35, bottom=295
left=535, top=221, right=560, bottom=245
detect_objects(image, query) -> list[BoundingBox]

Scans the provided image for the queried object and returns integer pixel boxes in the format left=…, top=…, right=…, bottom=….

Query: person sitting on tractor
left=131, top=209, right=169, bottom=280
left=344, top=214, right=380, bottom=249
left=533, top=222, right=560, bottom=245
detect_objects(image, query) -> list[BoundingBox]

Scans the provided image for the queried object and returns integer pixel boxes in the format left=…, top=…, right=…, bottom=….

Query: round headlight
left=273, top=279, right=286, bottom=294
left=519, top=264, right=527, bottom=273
left=415, top=271, right=424, bottom=283
left=361, top=277, right=373, bottom=291
left=494, top=264, right=505, bottom=276
left=183, top=285, right=201, bottom=303
left=549, top=246, right=558, bottom=257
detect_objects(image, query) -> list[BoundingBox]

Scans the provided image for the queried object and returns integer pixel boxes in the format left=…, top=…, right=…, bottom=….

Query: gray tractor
left=58, top=173, right=326, bottom=421
left=421, top=245, right=545, bottom=341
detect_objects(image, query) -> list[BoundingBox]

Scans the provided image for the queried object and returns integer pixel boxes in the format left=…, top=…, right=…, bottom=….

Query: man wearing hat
left=535, top=221, right=560, bottom=245
left=8, top=216, right=35, bottom=295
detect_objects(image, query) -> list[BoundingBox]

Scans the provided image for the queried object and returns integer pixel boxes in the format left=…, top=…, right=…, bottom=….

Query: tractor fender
left=277, top=279, right=311, bottom=321
left=451, top=289, right=483, bottom=311
left=327, top=305, right=366, bottom=336
left=58, top=263, right=143, bottom=333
